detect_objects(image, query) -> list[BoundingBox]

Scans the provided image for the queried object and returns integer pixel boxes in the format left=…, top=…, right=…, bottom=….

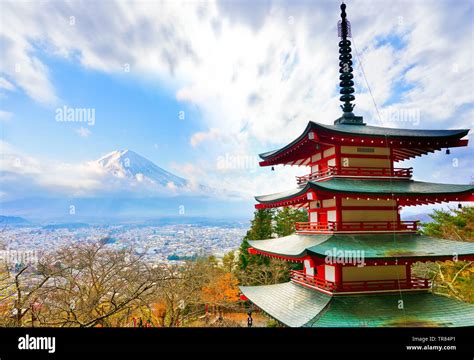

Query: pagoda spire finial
left=334, top=2, right=364, bottom=125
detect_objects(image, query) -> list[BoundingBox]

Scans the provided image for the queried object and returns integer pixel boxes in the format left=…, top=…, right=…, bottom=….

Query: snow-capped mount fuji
left=0, top=149, right=251, bottom=220
left=95, top=149, right=188, bottom=189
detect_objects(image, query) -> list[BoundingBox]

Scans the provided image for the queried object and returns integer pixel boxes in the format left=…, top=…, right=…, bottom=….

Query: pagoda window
left=324, top=265, right=336, bottom=282
left=327, top=210, right=337, bottom=222
left=309, top=212, right=318, bottom=223
left=303, top=258, right=315, bottom=276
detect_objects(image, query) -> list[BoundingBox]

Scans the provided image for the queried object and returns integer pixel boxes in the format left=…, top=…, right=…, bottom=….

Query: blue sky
left=0, top=0, right=473, bottom=217
left=2, top=54, right=203, bottom=165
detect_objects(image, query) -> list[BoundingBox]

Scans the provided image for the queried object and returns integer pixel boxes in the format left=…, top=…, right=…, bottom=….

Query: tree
left=222, top=251, right=237, bottom=274
left=237, top=208, right=303, bottom=286
left=238, top=209, right=274, bottom=273
left=201, top=273, right=239, bottom=309
left=0, top=242, right=181, bottom=327
left=422, top=207, right=474, bottom=241
left=244, top=209, right=274, bottom=240
left=274, top=207, right=308, bottom=237
left=155, top=259, right=210, bottom=327
left=36, top=242, right=159, bottom=327
left=0, top=251, right=67, bottom=327
left=151, top=300, right=167, bottom=327
left=412, top=206, right=474, bottom=302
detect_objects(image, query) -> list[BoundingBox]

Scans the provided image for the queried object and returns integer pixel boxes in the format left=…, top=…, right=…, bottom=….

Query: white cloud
left=0, top=141, right=103, bottom=198
left=1, top=1, right=471, bottom=126
left=0, top=0, right=472, bottom=200
left=0, top=77, right=15, bottom=91
left=0, top=0, right=473, bottom=122
left=0, top=143, right=218, bottom=200
left=0, top=16, right=58, bottom=105
left=190, top=128, right=220, bottom=147
left=0, top=140, right=42, bottom=175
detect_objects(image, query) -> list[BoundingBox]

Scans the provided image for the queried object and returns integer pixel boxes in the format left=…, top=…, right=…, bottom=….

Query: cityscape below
left=1, top=217, right=248, bottom=265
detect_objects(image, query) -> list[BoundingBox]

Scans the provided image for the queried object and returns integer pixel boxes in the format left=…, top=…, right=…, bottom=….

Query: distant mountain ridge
left=0, top=215, right=30, bottom=225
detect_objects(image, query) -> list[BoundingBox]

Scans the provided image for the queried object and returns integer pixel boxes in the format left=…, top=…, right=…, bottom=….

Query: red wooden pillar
left=316, top=264, right=326, bottom=281
left=335, top=196, right=342, bottom=230
left=333, top=144, right=342, bottom=226
left=405, top=262, right=412, bottom=287
left=335, top=144, right=342, bottom=169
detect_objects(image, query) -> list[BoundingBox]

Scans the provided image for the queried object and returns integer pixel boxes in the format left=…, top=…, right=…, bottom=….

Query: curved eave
left=306, top=233, right=474, bottom=260
left=248, top=234, right=331, bottom=259
left=258, top=121, right=470, bottom=166
left=239, top=282, right=332, bottom=327
left=308, top=179, right=474, bottom=197
left=255, top=185, right=309, bottom=206
left=248, top=233, right=474, bottom=261
left=255, top=179, right=474, bottom=208
left=311, top=122, right=469, bottom=140
left=306, top=292, right=474, bottom=327
left=240, top=283, right=474, bottom=327
left=259, top=122, right=313, bottom=161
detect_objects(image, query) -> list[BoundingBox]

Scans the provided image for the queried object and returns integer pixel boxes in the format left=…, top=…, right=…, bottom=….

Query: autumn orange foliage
left=201, top=273, right=239, bottom=305
left=151, top=301, right=167, bottom=326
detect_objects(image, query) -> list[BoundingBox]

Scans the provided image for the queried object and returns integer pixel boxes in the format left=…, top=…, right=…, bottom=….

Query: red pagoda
left=239, top=3, right=474, bottom=327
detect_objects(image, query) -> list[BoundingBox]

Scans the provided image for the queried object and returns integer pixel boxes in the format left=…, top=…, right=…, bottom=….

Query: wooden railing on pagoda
left=295, top=220, right=419, bottom=233
left=296, top=166, right=413, bottom=185
left=290, top=270, right=336, bottom=292
left=290, top=270, right=431, bottom=293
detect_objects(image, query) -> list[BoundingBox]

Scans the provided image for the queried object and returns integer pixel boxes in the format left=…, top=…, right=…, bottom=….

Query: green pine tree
left=238, top=209, right=274, bottom=272
left=237, top=208, right=304, bottom=286
left=413, top=206, right=474, bottom=302
left=422, top=207, right=474, bottom=241
left=274, top=207, right=308, bottom=237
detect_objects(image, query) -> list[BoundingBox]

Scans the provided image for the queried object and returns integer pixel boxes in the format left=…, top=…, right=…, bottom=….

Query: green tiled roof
left=255, top=178, right=474, bottom=203
left=259, top=121, right=469, bottom=160
left=248, top=233, right=474, bottom=259
left=313, top=122, right=469, bottom=139
left=306, top=292, right=474, bottom=327
left=247, top=234, right=331, bottom=257
left=310, top=178, right=474, bottom=195
left=308, top=233, right=474, bottom=259
left=241, top=282, right=474, bottom=327
left=239, top=282, right=331, bottom=327
left=255, top=187, right=303, bottom=203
